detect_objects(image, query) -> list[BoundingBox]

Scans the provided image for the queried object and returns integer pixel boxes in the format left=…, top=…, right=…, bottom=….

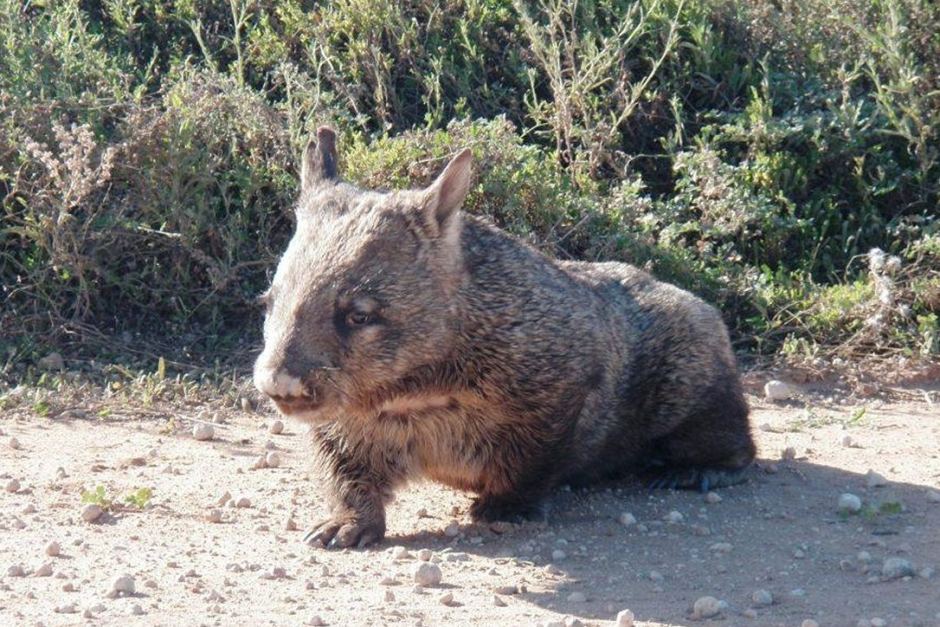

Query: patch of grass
left=860, top=500, right=905, bottom=520
left=124, top=487, right=154, bottom=510
left=81, top=485, right=113, bottom=511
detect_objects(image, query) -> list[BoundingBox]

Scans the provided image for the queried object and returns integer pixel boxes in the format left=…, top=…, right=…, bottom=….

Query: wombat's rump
left=253, top=127, right=755, bottom=548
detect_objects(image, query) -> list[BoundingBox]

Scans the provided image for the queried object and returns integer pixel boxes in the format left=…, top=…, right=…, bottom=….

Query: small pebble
left=34, top=563, right=53, bottom=577
left=869, top=619, right=886, bottom=627
left=692, top=596, right=722, bottom=619
left=9, top=437, right=21, bottom=450
left=192, top=423, right=214, bottom=441
left=781, top=446, right=797, bottom=460
left=551, top=549, right=567, bottom=560
left=493, top=595, right=507, bottom=607
left=205, top=509, right=223, bottom=523
left=751, top=589, right=773, bottom=607
left=857, top=551, right=872, bottom=563
left=838, top=493, right=862, bottom=514
left=801, top=621, right=819, bottom=627
left=417, top=549, right=433, bottom=561
left=616, top=609, right=635, bottom=627
left=764, top=380, right=794, bottom=401
left=265, top=452, right=281, bottom=468
left=307, top=616, right=326, bottom=626
left=704, top=492, right=722, bottom=504
left=111, top=574, right=135, bottom=597
left=927, top=489, right=940, bottom=503
left=235, top=496, right=251, bottom=508
left=81, top=504, right=104, bottom=523
left=131, top=603, right=144, bottom=615
left=439, top=592, right=454, bottom=606
left=443, top=521, right=460, bottom=537
left=7, top=564, right=25, bottom=577
left=866, top=470, right=888, bottom=488
left=494, top=585, right=518, bottom=595
left=881, top=557, right=914, bottom=580
left=567, top=591, right=587, bottom=603
left=742, top=608, right=758, bottom=619
left=4, top=479, right=20, bottom=493
left=251, top=455, right=268, bottom=470
left=649, top=570, right=663, bottom=582
left=54, top=603, right=78, bottom=614
left=413, top=563, right=442, bottom=587
left=269, top=420, right=284, bottom=435
left=665, top=510, right=683, bottom=524
left=618, top=512, right=637, bottom=526
left=45, top=541, right=60, bottom=557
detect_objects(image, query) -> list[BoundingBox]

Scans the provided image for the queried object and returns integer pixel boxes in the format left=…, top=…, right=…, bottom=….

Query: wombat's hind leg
left=469, top=492, right=548, bottom=524
left=645, top=466, right=749, bottom=492
left=644, top=398, right=756, bottom=492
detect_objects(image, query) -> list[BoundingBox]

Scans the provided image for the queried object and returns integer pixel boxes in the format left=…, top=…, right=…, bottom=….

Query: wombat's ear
left=422, top=148, right=472, bottom=243
left=301, top=126, right=339, bottom=192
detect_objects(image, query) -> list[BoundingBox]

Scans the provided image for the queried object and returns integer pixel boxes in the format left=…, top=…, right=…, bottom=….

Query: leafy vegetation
left=124, top=487, right=154, bottom=510
left=81, top=485, right=113, bottom=511
left=1, top=0, right=937, bottom=378
left=81, top=485, right=154, bottom=511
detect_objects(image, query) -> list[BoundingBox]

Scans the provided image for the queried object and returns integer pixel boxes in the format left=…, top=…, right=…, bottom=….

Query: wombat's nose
left=254, top=368, right=310, bottom=399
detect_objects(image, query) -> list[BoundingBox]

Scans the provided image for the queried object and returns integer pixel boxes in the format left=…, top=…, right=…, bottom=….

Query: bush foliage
left=1, top=0, right=938, bottom=371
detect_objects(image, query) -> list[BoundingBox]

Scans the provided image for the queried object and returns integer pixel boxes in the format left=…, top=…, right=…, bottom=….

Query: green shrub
left=1, top=0, right=938, bottom=371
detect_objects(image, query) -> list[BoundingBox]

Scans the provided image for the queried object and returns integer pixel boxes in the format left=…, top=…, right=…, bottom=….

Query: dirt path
left=1, top=389, right=938, bottom=626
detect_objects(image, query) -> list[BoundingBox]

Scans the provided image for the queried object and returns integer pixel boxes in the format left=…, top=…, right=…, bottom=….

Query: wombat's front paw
left=303, top=514, right=385, bottom=549
left=469, top=494, right=546, bottom=524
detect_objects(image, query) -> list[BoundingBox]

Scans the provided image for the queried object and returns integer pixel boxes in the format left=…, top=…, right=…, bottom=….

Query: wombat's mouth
left=271, top=396, right=323, bottom=415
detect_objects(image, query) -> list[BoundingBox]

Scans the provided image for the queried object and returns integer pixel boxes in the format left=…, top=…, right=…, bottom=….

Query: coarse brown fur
left=253, top=127, right=755, bottom=548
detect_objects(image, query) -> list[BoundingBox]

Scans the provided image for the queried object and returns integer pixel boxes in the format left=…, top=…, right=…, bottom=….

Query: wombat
left=254, top=127, right=755, bottom=549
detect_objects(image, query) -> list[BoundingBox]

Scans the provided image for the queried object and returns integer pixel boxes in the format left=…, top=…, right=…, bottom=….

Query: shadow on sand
left=386, top=460, right=940, bottom=625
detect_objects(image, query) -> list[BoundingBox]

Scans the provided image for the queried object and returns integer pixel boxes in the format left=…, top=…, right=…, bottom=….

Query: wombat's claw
left=303, top=517, right=385, bottom=549
left=646, top=467, right=748, bottom=493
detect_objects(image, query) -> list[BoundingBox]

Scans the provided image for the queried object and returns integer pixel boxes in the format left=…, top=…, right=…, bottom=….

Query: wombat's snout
left=253, top=355, right=333, bottom=414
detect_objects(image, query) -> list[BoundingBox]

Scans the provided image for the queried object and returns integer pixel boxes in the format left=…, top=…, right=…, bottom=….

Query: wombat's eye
left=346, top=311, right=374, bottom=327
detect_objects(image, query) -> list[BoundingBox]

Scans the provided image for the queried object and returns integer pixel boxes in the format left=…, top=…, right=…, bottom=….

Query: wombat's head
left=253, top=127, right=473, bottom=422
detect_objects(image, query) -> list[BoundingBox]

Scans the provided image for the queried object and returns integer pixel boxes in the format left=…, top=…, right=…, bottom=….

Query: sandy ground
left=1, top=385, right=938, bottom=627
